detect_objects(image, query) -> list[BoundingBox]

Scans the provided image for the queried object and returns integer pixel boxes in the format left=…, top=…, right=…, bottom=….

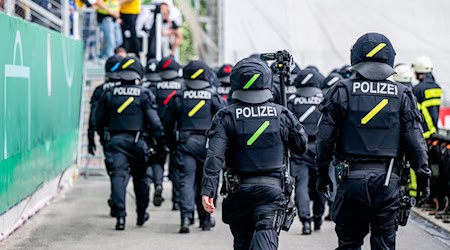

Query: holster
left=103, top=128, right=111, bottom=144
left=397, top=189, right=415, bottom=226
left=223, top=169, right=241, bottom=194
left=335, top=161, right=349, bottom=183
left=273, top=200, right=297, bottom=234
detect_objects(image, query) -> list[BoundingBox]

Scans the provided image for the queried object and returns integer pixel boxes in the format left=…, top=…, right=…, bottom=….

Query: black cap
left=105, top=55, right=123, bottom=80
left=322, top=72, right=343, bottom=89
left=183, top=60, right=211, bottom=89
left=118, top=56, right=144, bottom=81
left=231, top=57, right=273, bottom=104
left=145, top=58, right=161, bottom=82
left=350, top=33, right=396, bottom=80
left=216, top=64, right=233, bottom=84
left=157, top=57, right=181, bottom=80
left=294, top=68, right=324, bottom=88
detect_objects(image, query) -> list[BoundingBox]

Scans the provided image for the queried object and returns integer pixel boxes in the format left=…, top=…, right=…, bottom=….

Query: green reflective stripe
left=247, top=121, right=270, bottom=146
left=243, top=74, right=260, bottom=89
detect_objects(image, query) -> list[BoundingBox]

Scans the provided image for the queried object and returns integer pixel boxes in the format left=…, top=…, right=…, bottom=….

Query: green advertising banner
left=0, top=13, right=83, bottom=214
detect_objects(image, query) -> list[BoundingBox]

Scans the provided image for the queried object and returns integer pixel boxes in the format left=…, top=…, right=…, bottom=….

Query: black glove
left=416, top=173, right=430, bottom=207
left=88, top=138, right=96, bottom=155
left=316, top=172, right=333, bottom=199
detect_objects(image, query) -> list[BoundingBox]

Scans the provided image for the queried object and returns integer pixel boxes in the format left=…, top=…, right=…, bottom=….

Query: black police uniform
left=202, top=57, right=308, bottom=250
left=316, top=33, right=431, bottom=249
left=413, top=73, right=441, bottom=139
left=216, top=64, right=233, bottom=103
left=88, top=55, right=123, bottom=156
left=163, top=60, right=224, bottom=232
left=96, top=57, right=166, bottom=229
left=288, top=69, right=326, bottom=233
left=146, top=57, right=183, bottom=208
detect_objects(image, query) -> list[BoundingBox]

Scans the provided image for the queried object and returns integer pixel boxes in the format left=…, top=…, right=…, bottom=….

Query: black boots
left=153, top=185, right=164, bottom=207
left=115, top=217, right=126, bottom=230
left=137, top=212, right=150, bottom=226
left=179, top=218, right=190, bottom=233
left=302, top=221, right=312, bottom=235
left=314, top=217, right=323, bottom=231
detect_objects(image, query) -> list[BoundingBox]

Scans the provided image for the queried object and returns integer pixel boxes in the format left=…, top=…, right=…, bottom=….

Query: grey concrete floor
left=1, top=177, right=449, bottom=250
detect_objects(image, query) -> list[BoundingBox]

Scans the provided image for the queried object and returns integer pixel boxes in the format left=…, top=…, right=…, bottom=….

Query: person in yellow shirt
left=119, top=0, right=141, bottom=55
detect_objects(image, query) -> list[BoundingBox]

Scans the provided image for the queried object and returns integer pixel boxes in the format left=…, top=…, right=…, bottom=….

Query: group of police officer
left=88, top=32, right=440, bottom=250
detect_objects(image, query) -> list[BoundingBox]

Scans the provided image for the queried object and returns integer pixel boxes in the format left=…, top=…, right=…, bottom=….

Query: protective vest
left=288, top=89, right=323, bottom=137
left=120, top=0, right=140, bottom=14
left=413, top=78, right=441, bottom=139
left=108, top=85, right=145, bottom=132
left=227, top=103, right=284, bottom=173
left=217, top=85, right=230, bottom=102
left=152, top=81, right=183, bottom=116
left=179, top=88, right=214, bottom=132
left=341, top=79, right=405, bottom=157
left=97, top=0, right=120, bottom=15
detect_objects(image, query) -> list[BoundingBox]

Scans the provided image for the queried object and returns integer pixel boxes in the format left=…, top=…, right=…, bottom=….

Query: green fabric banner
left=0, top=13, right=83, bottom=214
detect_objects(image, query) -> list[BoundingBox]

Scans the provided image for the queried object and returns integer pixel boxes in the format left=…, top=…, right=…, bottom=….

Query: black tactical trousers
left=169, top=151, right=181, bottom=204
left=177, top=135, right=209, bottom=222
left=332, top=169, right=400, bottom=250
left=291, top=144, right=326, bottom=224
left=104, top=134, right=149, bottom=218
left=222, top=183, right=285, bottom=250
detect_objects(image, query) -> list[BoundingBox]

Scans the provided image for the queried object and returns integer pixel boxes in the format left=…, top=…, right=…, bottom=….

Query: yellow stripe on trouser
left=409, top=169, right=417, bottom=197
left=117, top=97, right=134, bottom=113
left=188, top=100, right=206, bottom=117
left=420, top=98, right=440, bottom=138
left=361, top=99, right=388, bottom=125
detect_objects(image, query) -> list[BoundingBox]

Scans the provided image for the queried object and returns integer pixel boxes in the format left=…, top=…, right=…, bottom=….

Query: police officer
left=412, top=56, right=441, bottom=139
left=316, top=33, right=431, bottom=249
left=201, top=57, right=308, bottom=249
left=148, top=56, right=184, bottom=209
left=321, top=71, right=343, bottom=94
left=88, top=54, right=123, bottom=157
left=215, top=64, right=233, bottom=103
left=288, top=68, right=325, bottom=234
left=163, top=60, right=224, bottom=233
left=142, top=58, right=161, bottom=88
left=96, top=56, right=166, bottom=230
left=393, top=64, right=414, bottom=90
left=270, top=61, right=301, bottom=104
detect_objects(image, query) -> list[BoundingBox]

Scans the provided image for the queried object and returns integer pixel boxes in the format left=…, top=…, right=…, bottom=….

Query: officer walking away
left=163, top=60, right=224, bottom=233
left=288, top=68, right=325, bottom=235
left=142, top=58, right=161, bottom=88
left=201, top=57, right=308, bottom=249
left=412, top=56, right=441, bottom=139
left=96, top=56, right=166, bottom=230
left=316, top=33, right=431, bottom=249
left=149, top=56, right=184, bottom=209
left=215, top=64, right=233, bottom=103
left=393, top=64, right=414, bottom=89
left=321, top=71, right=343, bottom=94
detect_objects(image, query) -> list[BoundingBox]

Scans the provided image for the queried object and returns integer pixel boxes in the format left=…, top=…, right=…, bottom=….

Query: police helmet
left=105, top=55, right=123, bottom=80
left=118, top=56, right=144, bottom=81
left=294, top=67, right=324, bottom=88
left=157, top=57, right=181, bottom=80
left=412, top=56, right=433, bottom=73
left=394, top=64, right=414, bottom=83
left=230, top=57, right=273, bottom=104
left=145, top=58, right=161, bottom=82
left=183, top=60, right=211, bottom=89
left=322, top=72, right=343, bottom=89
left=350, top=33, right=396, bottom=81
left=216, top=64, right=233, bottom=84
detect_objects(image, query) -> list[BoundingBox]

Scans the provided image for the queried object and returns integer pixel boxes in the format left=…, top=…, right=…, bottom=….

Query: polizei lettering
left=113, top=87, right=141, bottom=96
left=217, top=86, right=231, bottom=95
left=157, top=81, right=182, bottom=89
left=293, top=96, right=323, bottom=105
left=353, top=81, right=398, bottom=96
left=235, top=106, right=278, bottom=119
left=183, top=90, right=212, bottom=99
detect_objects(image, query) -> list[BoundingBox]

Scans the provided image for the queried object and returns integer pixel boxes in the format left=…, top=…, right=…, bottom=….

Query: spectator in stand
left=97, top=0, right=123, bottom=59
left=119, top=0, right=141, bottom=56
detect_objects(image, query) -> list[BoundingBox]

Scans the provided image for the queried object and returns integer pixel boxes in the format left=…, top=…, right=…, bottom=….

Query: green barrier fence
left=0, top=13, right=83, bottom=214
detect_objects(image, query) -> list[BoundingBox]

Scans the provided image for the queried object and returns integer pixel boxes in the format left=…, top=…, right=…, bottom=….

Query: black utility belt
left=241, top=176, right=283, bottom=187
left=110, top=131, right=140, bottom=136
left=349, top=162, right=399, bottom=175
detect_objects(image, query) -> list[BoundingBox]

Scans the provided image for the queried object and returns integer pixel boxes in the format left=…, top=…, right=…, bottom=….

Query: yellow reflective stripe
left=420, top=102, right=437, bottom=138
left=122, top=59, right=135, bottom=69
left=417, top=102, right=421, bottom=111
left=191, top=69, right=204, bottom=79
left=366, top=43, right=386, bottom=57
left=409, top=169, right=417, bottom=197
left=421, top=98, right=441, bottom=108
left=188, top=100, right=206, bottom=117
left=117, top=97, right=134, bottom=113
left=361, top=99, right=389, bottom=125
left=424, top=88, right=442, bottom=99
